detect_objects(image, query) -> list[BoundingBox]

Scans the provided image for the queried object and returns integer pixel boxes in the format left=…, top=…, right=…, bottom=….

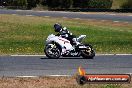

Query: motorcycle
left=44, top=34, right=95, bottom=59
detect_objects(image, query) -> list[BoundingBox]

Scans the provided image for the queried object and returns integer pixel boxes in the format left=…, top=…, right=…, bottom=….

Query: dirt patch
left=0, top=77, right=76, bottom=88
left=0, top=76, right=131, bottom=88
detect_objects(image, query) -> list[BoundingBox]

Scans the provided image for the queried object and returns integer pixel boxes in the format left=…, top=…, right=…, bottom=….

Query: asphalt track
left=0, top=10, right=132, bottom=77
left=0, top=55, right=132, bottom=77
left=0, top=9, right=132, bottom=22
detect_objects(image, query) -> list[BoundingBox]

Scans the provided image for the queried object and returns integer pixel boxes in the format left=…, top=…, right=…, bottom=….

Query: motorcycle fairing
left=46, top=34, right=73, bottom=52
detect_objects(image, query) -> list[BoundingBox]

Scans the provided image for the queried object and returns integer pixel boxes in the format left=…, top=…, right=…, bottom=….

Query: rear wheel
left=44, top=43, right=61, bottom=59
left=81, top=44, right=95, bottom=59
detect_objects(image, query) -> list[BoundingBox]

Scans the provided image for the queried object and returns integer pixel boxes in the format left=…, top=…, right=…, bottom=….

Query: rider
left=54, top=23, right=77, bottom=45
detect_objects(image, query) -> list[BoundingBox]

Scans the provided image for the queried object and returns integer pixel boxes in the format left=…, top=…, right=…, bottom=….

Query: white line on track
left=96, top=54, right=132, bottom=56
left=16, top=75, right=71, bottom=77
left=44, top=16, right=50, bottom=17
left=10, top=54, right=132, bottom=57
left=12, top=14, right=17, bottom=15
left=48, top=75, right=71, bottom=77
left=11, top=55, right=45, bottom=56
left=96, top=54, right=115, bottom=56
left=15, top=73, right=132, bottom=77
left=128, top=15, right=132, bottom=16
left=101, top=20, right=106, bottom=22
left=16, top=10, right=23, bottom=11
left=16, top=76, right=38, bottom=78
left=62, top=17, right=68, bottom=18
left=126, top=73, right=132, bottom=75
left=113, top=21, right=119, bottom=23
left=74, top=18, right=80, bottom=19
left=109, top=14, right=116, bottom=16
left=26, top=15, right=34, bottom=16
left=60, top=12, right=70, bottom=14
left=116, top=54, right=132, bottom=55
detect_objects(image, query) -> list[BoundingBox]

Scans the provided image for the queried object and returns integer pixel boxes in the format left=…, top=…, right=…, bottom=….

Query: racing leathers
left=56, top=27, right=77, bottom=45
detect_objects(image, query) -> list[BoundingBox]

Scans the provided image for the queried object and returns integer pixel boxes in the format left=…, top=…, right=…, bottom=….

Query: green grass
left=0, top=14, right=132, bottom=55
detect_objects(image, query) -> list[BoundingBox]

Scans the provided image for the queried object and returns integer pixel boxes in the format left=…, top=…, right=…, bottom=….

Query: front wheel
left=44, top=43, right=61, bottom=59
left=81, top=44, right=95, bottom=59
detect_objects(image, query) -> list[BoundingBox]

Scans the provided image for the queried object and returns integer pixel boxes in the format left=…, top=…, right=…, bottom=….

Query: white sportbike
left=44, top=34, right=95, bottom=59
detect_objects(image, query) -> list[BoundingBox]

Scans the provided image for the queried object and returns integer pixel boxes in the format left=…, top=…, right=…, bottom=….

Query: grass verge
left=0, top=76, right=131, bottom=88
left=0, top=14, right=132, bottom=55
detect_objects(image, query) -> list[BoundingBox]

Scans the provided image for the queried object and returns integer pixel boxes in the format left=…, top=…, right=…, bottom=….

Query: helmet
left=54, top=23, right=62, bottom=32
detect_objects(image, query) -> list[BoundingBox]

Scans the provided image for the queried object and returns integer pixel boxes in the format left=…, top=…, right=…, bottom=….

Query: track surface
left=0, top=55, right=132, bottom=77
left=0, top=10, right=132, bottom=76
left=0, top=9, right=132, bottom=22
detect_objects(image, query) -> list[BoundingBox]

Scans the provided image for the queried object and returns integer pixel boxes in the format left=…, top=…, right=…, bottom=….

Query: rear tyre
left=81, top=44, right=95, bottom=59
left=44, top=43, right=61, bottom=59
left=76, top=76, right=87, bottom=85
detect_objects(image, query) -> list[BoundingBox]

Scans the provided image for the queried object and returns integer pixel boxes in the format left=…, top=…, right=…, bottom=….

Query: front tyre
left=44, top=44, right=61, bottom=59
left=81, top=44, right=95, bottom=59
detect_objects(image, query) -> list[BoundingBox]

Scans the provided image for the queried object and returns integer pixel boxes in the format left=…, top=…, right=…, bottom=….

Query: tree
left=17, top=0, right=27, bottom=6
left=60, top=0, right=73, bottom=8
left=88, top=0, right=113, bottom=9
left=4, top=0, right=27, bottom=9
left=46, top=0, right=72, bottom=9
left=5, top=0, right=27, bottom=6
left=27, top=0, right=38, bottom=9
left=121, top=0, right=132, bottom=9
left=46, top=0, right=60, bottom=8
left=73, top=0, right=89, bottom=8
left=40, top=0, right=47, bottom=6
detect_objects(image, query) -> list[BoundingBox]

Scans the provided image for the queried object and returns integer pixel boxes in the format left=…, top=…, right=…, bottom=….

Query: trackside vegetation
left=0, top=0, right=113, bottom=9
left=1, top=0, right=132, bottom=10
left=0, top=14, right=132, bottom=55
